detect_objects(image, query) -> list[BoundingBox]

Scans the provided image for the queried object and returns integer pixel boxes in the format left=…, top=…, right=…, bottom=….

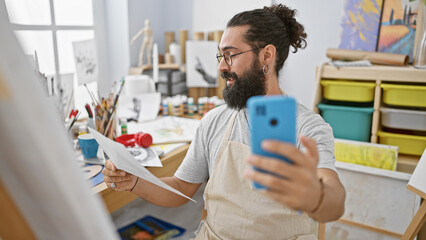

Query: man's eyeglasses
left=216, top=46, right=265, bottom=66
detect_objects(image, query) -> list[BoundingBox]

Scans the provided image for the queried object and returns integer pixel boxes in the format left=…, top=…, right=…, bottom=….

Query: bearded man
left=103, top=4, right=345, bottom=240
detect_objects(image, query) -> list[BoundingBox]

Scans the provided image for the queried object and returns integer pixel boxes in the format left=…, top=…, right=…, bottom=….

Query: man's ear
left=262, top=44, right=276, bottom=65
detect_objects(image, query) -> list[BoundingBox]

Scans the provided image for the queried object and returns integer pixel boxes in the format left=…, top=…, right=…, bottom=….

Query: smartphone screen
left=247, top=95, right=296, bottom=189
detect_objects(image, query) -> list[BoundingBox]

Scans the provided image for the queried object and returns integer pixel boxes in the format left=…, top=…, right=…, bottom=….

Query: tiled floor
left=111, top=183, right=205, bottom=240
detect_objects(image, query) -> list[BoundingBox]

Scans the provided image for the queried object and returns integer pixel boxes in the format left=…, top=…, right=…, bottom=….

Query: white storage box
left=380, top=107, right=426, bottom=131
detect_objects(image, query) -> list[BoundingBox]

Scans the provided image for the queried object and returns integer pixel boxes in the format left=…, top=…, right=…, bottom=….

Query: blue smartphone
left=247, top=95, right=297, bottom=189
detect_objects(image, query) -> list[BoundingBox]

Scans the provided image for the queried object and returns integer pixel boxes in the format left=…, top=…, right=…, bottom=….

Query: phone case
left=247, top=95, right=296, bottom=189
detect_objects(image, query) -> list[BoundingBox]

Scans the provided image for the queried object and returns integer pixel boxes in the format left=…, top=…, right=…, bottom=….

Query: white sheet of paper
left=89, top=127, right=195, bottom=202
left=138, top=92, right=161, bottom=122
left=127, top=116, right=200, bottom=144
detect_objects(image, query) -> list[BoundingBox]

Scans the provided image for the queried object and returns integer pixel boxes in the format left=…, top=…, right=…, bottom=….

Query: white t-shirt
left=175, top=103, right=336, bottom=183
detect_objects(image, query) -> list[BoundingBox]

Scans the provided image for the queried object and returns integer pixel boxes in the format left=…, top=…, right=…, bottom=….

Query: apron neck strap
left=223, top=110, right=239, bottom=142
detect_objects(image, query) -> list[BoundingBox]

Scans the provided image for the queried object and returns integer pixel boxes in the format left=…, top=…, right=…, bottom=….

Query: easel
left=0, top=180, right=36, bottom=239
left=402, top=149, right=426, bottom=240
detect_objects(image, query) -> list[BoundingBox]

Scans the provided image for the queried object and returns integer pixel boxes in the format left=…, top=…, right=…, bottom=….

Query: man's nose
left=218, top=58, right=230, bottom=73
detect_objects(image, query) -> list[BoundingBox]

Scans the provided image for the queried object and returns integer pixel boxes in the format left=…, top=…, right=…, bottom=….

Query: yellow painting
left=334, top=139, right=398, bottom=170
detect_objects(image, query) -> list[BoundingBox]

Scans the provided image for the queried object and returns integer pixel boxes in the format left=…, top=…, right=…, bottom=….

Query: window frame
left=7, top=0, right=96, bottom=78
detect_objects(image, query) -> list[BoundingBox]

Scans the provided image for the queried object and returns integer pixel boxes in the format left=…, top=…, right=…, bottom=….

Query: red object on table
left=116, top=132, right=153, bottom=148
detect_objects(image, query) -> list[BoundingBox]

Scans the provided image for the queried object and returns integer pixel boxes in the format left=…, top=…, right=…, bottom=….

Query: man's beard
left=222, top=60, right=266, bottom=110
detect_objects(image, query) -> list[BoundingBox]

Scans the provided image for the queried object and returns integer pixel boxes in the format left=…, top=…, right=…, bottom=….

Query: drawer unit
left=317, top=103, right=374, bottom=142
left=314, top=64, right=426, bottom=173
left=380, top=83, right=426, bottom=108
left=321, top=80, right=375, bottom=102
left=380, top=107, right=426, bottom=131
left=315, top=64, right=426, bottom=238
left=378, top=130, right=426, bottom=156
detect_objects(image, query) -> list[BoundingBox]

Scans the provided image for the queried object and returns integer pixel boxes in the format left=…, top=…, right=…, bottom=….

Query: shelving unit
left=314, top=63, right=426, bottom=173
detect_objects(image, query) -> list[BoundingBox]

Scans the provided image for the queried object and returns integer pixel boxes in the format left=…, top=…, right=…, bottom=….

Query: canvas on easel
left=402, top=148, right=426, bottom=240
left=0, top=2, right=119, bottom=239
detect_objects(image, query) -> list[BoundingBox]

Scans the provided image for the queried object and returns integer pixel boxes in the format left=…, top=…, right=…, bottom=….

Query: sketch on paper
left=186, top=41, right=218, bottom=87
left=377, top=0, right=419, bottom=62
left=57, top=73, right=75, bottom=117
left=73, top=39, right=98, bottom=85
left=126, top=147, right=161, bottom=167
left=339, top=0, right=384, bottom=51
left=127, top=116, right=200, bottom=144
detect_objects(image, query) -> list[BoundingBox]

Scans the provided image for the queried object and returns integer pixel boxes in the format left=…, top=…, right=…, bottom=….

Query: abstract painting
left=339, top=0, right=384, bottom=51
left=378, top=0, right=419, bottom=62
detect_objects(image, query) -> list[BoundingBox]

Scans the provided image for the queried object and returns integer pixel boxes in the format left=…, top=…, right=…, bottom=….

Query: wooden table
left=92, top=144, right=190, bottom=213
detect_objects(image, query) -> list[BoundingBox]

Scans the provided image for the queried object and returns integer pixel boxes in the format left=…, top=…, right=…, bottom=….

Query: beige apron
left=194, top=111, right=317, bottom=240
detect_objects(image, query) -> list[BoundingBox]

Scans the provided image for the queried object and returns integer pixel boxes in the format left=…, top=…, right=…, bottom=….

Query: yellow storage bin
left=321, top=80, right=376, bottom=102
left=381, top=83, right=426, bottom=108
left=377, top=131, right=426, bottom=156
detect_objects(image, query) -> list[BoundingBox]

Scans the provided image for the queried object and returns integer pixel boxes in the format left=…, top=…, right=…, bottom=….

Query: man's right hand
left=102, top=160, right=137, bottom=192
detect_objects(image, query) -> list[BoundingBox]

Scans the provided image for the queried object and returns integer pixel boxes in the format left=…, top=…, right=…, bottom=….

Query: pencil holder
left=99, top=114, right=117, bottom=140
left=78, top=133, right=99, bottom=159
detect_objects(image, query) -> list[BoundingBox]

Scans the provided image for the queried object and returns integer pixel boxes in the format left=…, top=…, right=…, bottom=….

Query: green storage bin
left=317, top=103, right=375, bottom=142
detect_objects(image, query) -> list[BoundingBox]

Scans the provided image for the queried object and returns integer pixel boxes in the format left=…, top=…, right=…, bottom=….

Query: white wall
left=128, top=0, right=193, bottom=66
left=276, top=1, right=344, bottom=108
left=102, top=0, right=193, bottom=92
left=93, top=0, right=110, bottom=97
left=192, top=0, right=344, bottom=108
left=103, top=0, right=130, bottom=95
left=192, top=0, right=271, bottom=32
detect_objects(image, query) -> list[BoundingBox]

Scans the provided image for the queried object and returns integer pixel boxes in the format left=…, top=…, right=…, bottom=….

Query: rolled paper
left=326, top=48, right=409, bottom=66
left=165, top=31, right=175, bottom=53
left=179, top=29, right=188, bottom=64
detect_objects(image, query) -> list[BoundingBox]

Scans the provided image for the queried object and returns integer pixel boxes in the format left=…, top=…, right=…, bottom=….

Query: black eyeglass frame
left=216, top=46, right=266, bottom=66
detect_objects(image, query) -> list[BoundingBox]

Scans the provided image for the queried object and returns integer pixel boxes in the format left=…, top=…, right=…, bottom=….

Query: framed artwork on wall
left=377, top=0, right=419, bottom=62
left=339, top=0, right=384, bottom=51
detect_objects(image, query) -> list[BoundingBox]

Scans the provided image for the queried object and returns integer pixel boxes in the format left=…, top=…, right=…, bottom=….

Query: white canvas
left=73, top=39, right=98, bottom=85
left=408, top=148, right=426, bottom=198
left=117, top=93, right=161, bottom=123
left=57, top=73, right=75, bottom=118
left=325, top=162, right=420, bottom=239
left=186, top=40, right=218, bottom=87
left=0, top=2, right=118, bottom=238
